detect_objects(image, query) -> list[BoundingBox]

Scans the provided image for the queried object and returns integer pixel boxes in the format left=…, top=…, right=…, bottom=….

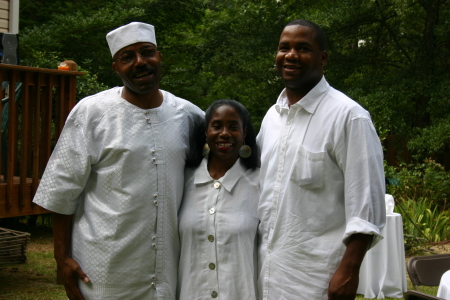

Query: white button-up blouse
left=178, top=158, right=260, bottom=300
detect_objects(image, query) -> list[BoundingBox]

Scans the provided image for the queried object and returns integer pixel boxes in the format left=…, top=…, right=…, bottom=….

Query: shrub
left=386, top=159, right=450, bottom=210
left=20, top=50, right=108, bottom=101
left=395, top=197, right=450, bottom=251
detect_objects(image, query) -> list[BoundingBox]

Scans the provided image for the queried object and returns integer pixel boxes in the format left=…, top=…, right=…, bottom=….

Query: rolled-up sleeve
left=341, top=116, right=386, bottom=248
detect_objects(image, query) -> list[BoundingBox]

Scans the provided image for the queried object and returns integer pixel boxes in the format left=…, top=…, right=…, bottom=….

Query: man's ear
left=321, top=50, right=328, bottom=67
left=112, top=62, right=119, bottom=75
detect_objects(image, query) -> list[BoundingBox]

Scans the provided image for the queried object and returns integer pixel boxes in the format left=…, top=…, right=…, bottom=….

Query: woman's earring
left=202, top=143, right=210, bottom=156
left=239, top=144, right=251, bottom=158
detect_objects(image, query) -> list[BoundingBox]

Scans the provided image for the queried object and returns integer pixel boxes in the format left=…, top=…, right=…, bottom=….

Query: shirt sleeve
left=32, top=113, right=91, bottom=215
left=186, top=105, right=205, bottom=167
left=339, top=116, right=386, bottom=248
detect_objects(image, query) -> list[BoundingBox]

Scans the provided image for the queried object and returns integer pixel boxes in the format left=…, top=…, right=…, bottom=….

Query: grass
left=0, top=225, right=66, bottom=300
left=0, top=224, right=442, bottom=299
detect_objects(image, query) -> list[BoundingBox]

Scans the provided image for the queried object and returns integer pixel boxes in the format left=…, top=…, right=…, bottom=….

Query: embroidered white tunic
left=257, top=77, right=386, bottom=300
left=33, top=87, right=204, bottom=300
left=178, top=158, right=260, bottom=300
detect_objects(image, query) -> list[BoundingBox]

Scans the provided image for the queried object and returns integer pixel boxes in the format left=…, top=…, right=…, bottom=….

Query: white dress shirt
left=178, top=158, right=260, bottom=300
left=33, top=87, right=204, bottom=300
left=257, top=77, right=386, bottom=300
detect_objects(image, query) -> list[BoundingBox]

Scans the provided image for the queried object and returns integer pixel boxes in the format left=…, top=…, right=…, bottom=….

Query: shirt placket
left=206, top=180, right=221, bottom=299
left=145, top=110, right=164, bottom=293
left=263, top=107, right=297, bottom=299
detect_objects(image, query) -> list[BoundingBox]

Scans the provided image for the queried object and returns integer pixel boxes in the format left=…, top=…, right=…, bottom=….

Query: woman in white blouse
left=177, top=99, right=260, bottom=300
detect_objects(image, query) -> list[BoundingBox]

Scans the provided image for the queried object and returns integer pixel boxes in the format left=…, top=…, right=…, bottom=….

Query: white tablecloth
left=357, top=213, right=407, bottom=299
left=438, top=270, right=450, bottom=299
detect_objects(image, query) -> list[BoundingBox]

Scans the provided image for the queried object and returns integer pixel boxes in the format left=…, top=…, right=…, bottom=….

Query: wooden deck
left=0, top=176, right=47, bottom=218
left=0, top=63, right=83, bottom=218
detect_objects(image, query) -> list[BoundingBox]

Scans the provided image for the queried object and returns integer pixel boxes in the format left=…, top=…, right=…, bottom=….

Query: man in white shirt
left=33, top=22, right=203, bottom=300
left=257, top=19, right=386, bottom=300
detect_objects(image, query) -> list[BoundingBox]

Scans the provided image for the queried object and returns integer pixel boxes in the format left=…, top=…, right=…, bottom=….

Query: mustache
left=133, top=65, right=155, bottom=75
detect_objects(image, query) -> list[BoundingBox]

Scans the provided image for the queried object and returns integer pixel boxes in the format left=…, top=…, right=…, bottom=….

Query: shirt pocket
left=289, top=145, right=325, bottom=189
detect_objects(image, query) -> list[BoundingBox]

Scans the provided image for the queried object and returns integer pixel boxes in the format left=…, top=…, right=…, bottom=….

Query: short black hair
left=204, top=99, right=260, bottom=170
left=285, top=19, right=327, bottom=51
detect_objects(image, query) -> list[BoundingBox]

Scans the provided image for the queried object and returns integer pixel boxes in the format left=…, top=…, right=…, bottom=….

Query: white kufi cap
left=106, top=22, right=157, bottom=57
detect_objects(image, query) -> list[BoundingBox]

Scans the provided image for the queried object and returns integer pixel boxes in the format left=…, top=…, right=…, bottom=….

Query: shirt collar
left=193, top=157, right=246, bottom=192
left=275, top=76, right=330, bottom=114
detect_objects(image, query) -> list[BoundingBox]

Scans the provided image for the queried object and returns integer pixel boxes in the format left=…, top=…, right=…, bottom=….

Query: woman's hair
left=201, top=99, right=260, bottom=170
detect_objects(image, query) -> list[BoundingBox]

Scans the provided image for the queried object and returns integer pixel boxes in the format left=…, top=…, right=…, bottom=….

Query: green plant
left=387, top=159, right=450, bottom=210
left=395, top=197, right=450, bottom=252
left=20, top=50, right=108, bottom=102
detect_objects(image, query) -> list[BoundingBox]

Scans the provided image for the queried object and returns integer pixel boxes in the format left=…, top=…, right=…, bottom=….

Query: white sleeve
left=33, top=114, right=91, bottom=215
left=340, top=116, right=386, bottom=248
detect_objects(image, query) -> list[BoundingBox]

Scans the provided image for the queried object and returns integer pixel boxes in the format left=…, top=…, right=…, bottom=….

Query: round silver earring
left=202, top=143, right=210, bottom=156
left=239, top=144, right=251, bottom=158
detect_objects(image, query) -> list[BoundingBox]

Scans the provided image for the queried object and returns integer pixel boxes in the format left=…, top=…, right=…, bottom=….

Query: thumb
left=73, top=264, right=90, bottom=283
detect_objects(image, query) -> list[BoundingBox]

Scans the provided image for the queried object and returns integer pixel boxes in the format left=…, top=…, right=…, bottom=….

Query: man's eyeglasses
left=116, top=47, right=158, bottom=65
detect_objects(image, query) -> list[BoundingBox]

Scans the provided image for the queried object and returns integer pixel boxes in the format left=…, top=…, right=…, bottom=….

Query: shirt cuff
left=342, top=217, right=383, bottom=249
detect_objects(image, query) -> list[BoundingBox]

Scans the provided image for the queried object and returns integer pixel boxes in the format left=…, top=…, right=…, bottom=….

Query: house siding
left=0, top=0, right=9, bottom=33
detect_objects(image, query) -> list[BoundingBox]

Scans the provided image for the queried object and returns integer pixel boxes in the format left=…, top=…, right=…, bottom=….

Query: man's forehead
left=279, top=26, right=317, bottom=43
left=115, top=42, right=157, bottom=55
left=284, top=24, right=315, bottom=33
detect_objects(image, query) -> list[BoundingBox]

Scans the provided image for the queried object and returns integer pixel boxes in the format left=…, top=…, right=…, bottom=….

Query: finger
left=70, top=261, right=90, bottom=283
left=64, top=282, right=86, bottom=300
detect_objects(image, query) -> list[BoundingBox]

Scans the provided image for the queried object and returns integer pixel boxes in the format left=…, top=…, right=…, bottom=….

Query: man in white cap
left=33, top=22, right=204, bottom=300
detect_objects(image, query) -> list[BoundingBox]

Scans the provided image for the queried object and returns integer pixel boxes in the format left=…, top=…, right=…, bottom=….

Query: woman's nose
left=219, top=128, right=231, bottom=137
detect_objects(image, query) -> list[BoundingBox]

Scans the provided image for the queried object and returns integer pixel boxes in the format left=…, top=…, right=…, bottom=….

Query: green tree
left=18, top=0, right=450, bottom=165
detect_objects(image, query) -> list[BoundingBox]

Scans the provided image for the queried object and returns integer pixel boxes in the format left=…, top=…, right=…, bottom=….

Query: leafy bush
left=20, top=50, right=108, bottom=101
left=386, top=159, right=450, bottom=250
left=386, top=159, right=450, bottom=210
left=395, top=198, right=450, bottom=252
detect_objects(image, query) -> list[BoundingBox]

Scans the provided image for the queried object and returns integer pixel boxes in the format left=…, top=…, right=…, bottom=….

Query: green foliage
left=17, top=0, right=450, bottom=159
left=20, top=50, right=108, bottom=101
left=408, top=116, right=450, bottom=158
left=395, top=198, right=450, bottom=251
left=386, top=158, right=450, bottom=248
left=387, top=159, right=450, bottom=209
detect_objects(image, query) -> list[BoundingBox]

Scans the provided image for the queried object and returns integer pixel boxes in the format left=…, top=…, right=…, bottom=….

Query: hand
left=57, top=257, right=90, bottom=300
left=327, top=264, right=359, bottom=300
left=327, top=233, right=373, bottom=300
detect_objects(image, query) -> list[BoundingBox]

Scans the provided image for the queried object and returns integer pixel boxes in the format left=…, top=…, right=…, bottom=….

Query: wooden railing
left=0, top=64, right=84, bottom=218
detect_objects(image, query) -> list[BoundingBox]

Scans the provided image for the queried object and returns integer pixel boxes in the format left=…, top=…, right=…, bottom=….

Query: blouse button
left=213, top=182, right=220, bottom=189
left=154, top=193, right=158, bottom=199
left=152, top=157, right=156, bottom=163
left=144, top=111, right=149, bottom=115
left=211, top=291, right=218, bottom=298
left=209, top=263, right=216, bottom=270
left=151, top=149, right=156, bottom=154
left=209, top=207, right=215, bottom=215
left=208, top=235, right=214, bottom=242
left=154, top=200, right=158, bottom=206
